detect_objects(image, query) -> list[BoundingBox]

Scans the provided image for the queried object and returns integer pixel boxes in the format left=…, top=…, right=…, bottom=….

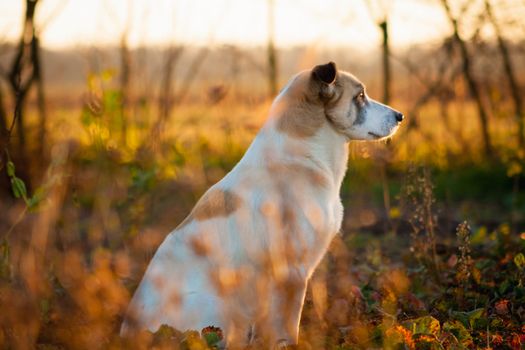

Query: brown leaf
left=494, top=299, right=510, bottom=315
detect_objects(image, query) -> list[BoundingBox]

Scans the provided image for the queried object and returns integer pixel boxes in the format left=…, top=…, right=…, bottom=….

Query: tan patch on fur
left=274, top=69, right=337, bottom=139
left=209, top=268, right=244, bottom=296
left=267, top=163, right=329, bottom=189
left=305, top=203, right=323, bottom=227
left=260, top=200, right=278, bottom=218
left=189, top=236, right=212, bottom=257
left=176, top=188, right=241, bottom=230
left=276, top=104, right=324, bottom=138
left=168, top=290, right=182, bottom=307
left=281, top=204, right=296, bottom=229
left=193, top=189, right=241, bottom=220
left=283, top=141, right=309, bottom=158
left=302, top=165, right=330, bottom=188
left=152, top=274, right=166, bottom=290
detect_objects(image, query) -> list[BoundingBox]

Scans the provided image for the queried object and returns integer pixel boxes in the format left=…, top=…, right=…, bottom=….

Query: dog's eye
left=355, top=91, right=365, bottom=104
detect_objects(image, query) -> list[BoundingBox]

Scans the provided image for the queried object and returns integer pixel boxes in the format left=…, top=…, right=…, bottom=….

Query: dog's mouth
left=368, top=132, right=382, bottom=139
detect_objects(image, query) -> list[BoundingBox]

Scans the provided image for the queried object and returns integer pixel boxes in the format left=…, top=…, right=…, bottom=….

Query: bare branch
left=485, top=0, right=524, bottom=146
left=440, top=0, right=493, bottom=156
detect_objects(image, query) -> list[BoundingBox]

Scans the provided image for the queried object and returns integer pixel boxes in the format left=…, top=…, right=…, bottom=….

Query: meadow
left=0, top=21, right=524, bottom=347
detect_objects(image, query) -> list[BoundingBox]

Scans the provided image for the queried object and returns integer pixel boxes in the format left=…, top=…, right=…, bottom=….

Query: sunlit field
left=1, top=0, right=525, bottom=349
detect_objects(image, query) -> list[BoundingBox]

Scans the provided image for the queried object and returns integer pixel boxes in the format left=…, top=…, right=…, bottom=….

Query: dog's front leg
left=269, top=270, right=308, bottom=347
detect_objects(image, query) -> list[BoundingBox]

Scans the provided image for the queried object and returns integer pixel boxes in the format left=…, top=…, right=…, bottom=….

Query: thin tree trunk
left=120, top=36, right=131, bottom=145
left=158, top=47, right=180, bottom=123
left=6, top=0, right=42, bottom=190
left=0, top=85, right=9, bottom=195
left=10, top=88, right=31, bottom=192
left=118, top=2, right=133, bottom=146
left=33, top=36, right=47, bottom=159
left=485, top=0, right=524, bottom=147
left=152, top=46, right=182, bottom=148
left=9, top=39, right=29, bottom=157
left=441, top=0, right=493, bottom=157
left=377, top=16, right=392, bottom=233
left=229, top=45, right=240, bottom=99
left=0, top=85, right=7, bottom=138
left=379, top=19, right=390, bottom=104
left=267, top=0, right=278, bottom=97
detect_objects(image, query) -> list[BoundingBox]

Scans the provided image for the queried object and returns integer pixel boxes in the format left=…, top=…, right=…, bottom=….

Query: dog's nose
left=394, top=112, right=404, bottom=123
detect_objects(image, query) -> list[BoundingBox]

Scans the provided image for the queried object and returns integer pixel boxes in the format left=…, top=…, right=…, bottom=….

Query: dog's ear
left=311, top=62, right=337, bottom=101
left=312, top=62, right=337, bottom=85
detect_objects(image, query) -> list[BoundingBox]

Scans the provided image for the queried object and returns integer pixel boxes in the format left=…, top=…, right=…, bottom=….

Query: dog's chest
left=302, top=193, right=343, bottom=271
left=238, top=170, right=343, bottom=271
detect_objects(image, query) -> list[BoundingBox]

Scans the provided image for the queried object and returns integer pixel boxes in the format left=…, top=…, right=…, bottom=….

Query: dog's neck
left=241, top=100, right=349, bottom=192
left=305, top=123, right=349, bottom=188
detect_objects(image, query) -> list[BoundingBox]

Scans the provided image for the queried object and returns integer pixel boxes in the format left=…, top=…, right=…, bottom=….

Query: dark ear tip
left=312, top=61, right=337, bottom=84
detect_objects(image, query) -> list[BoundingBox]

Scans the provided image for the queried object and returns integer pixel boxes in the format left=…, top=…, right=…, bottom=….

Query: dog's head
left=277, top=62, right=403, bottom=141
left=313, top=61, right=403, bottom=141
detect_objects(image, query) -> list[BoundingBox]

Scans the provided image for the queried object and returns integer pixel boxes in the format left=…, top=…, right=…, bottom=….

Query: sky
left=0, top=0, right=463, bottom=50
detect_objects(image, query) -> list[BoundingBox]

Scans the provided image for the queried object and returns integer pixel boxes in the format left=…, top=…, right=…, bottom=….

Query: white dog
left=121, top=62, right=403, bottom=347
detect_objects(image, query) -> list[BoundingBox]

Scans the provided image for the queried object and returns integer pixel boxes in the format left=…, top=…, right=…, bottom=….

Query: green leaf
left=6, top=161, right=15, bottom=177
left=514, top=253, right=525, bottom=270
left=27, top=186, right=45, bottom=211
left=466, top=308, right=484, bottom=320
left=443, top=321, right=472, bottom=348
left=80, top=109, right=94, bottom=126
left=11, top=177, right=27, bottom=200
left=402, top=316, right=441, bottom=336
left=499, top=279, right=511, bottom=295
left=202, top=331, right=221, bottom=347
left=450, top=308, right=485, bottom=329
left=10, top=177, right=21, bottom=198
